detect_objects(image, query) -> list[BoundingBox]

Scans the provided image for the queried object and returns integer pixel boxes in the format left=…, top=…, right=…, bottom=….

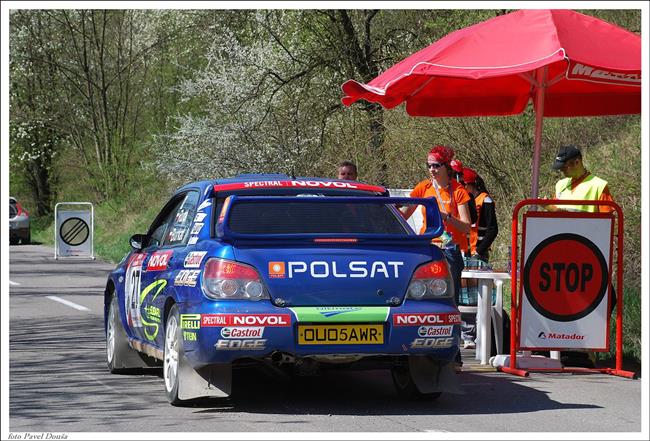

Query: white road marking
left=9, top=280, right=20, bottom=286
left=46, top=295, right=90, bottom=311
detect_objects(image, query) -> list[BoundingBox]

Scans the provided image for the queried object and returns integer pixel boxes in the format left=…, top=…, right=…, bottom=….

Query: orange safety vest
left=469, top=192, right=490, bottom=254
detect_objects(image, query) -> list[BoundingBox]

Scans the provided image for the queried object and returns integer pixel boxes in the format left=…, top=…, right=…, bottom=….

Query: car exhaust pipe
left=271, top=351, right=295, bottom=364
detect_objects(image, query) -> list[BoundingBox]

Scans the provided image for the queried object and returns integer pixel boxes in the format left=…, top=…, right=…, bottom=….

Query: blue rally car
left=104, top=174, right=461, bottom=405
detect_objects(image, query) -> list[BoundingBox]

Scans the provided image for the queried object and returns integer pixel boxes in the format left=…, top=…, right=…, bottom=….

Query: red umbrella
left=341, top=9, right=641, bottom=197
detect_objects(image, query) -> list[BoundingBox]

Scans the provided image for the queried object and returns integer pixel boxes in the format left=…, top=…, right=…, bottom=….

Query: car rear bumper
left=178, top=300, right=461, bottom=367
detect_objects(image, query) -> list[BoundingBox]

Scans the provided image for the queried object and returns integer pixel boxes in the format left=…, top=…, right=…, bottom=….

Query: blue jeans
left=441, top=244, right=464, bottom=304
left=442, top=245, right=471, bottom=359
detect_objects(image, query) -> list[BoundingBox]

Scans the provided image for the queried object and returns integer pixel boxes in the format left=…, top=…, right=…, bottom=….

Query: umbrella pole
left=530, top=67, right=547, bottom=199
left=530, top=67, right=564, bottom=362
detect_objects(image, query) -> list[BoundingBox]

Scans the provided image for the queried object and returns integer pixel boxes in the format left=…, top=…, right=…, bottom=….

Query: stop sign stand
left=494, top=199, right=635, bottom=379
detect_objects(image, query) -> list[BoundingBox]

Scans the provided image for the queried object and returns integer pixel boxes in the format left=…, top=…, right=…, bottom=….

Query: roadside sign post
left=495, top=199, right=635, bottom=379
left=54, top=202, right=95, bottom=260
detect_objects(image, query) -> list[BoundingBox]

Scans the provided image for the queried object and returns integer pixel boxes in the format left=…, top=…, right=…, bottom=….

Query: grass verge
left=30, top=192, right=168, bottom=265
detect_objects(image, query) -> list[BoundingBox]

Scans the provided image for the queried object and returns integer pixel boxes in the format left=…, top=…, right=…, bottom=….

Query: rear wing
left=213, top=179, right=387, bottom=194
left=216, top=196, right=443, bottom=244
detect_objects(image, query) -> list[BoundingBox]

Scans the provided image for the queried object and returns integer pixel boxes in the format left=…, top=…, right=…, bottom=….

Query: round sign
left=523, top=233, right=608, bottom=322
left=59, top=217, right=90, bottom=246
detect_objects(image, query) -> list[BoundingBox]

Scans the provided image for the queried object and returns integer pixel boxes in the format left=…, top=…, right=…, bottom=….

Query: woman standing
left=401, top=145, right=472, bottom=358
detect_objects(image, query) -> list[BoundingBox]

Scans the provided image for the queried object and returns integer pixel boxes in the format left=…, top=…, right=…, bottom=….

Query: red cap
left=450, top=159, right=463, bottom=173
left=427, top=145, right=454, bottom=165
left=462, top=167, right=478, bottom=184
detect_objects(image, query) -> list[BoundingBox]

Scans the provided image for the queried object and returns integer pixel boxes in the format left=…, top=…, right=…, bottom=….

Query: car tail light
left=406, top=260, right=453, bottom=300
left=201, top=258, right=269, bottom=301
left=15, top=202, right=27, bottom=216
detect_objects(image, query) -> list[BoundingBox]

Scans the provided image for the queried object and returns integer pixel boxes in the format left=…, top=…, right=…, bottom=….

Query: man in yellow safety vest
left=546, top=145, right=615, bottom=213
left=546, top=145, right=616, bottom=368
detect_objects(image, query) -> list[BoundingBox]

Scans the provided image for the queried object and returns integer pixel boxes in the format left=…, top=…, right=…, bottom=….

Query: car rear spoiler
left=216, top=196, right=444, bottom=244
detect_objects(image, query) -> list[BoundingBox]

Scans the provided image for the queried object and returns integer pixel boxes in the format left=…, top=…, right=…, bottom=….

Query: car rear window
left=227, top=201, right=409, bottom=235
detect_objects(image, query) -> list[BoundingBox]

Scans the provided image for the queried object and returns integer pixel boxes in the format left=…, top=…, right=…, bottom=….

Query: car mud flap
left=409, top=356, right=463, bottom=395
left=117, top=334, right=156, bottom=369
left=116, top=344, right=153, bottom=369
left=178, top=355, right=232, bottom=400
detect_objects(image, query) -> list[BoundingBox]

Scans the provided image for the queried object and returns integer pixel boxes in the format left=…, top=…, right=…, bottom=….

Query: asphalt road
left=6, top=244, right=644, bottom=435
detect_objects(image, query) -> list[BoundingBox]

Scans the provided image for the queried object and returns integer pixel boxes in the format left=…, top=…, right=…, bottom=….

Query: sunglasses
left=426, top=163, right=444, bottom=169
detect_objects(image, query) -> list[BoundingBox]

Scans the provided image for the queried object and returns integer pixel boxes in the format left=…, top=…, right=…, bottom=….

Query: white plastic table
left=460, top=270, right=511, bottom=365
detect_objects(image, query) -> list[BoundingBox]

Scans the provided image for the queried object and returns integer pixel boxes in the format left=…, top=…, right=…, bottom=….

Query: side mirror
left=129, top=234, right=146, bottom=250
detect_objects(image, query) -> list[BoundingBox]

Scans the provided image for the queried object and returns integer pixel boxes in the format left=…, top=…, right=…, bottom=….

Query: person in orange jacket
left=462, top=167, right=498, bottom=262
left=401, top=145, right=473, bottom=365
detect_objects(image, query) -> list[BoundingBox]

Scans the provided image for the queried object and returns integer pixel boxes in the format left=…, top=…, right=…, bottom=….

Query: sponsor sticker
left=174, top=210, right=189, bottom=224
left=174, top=269, right=201, bottom=287
left=139, top=279, right=167, bottom=341
left=168, top=226, right=187, bottom=242
left=183, top=331, right=197, bottom=341
left=220, top=327, right=265, bottom=338
left=417, top=325, right=453, bottom=337
left=290, top=306, right=389, bottom=323
left=277, top=260, right=404, bottom=278
left=180, top=314, right=201, bottom=329
left=185, top=251, right=207, bottom=268
left=567, top=61, right=641, bottom=86
left=537, top=331, right=585, bottom=341
left=215, top=339, right=267, bottom=351
left=409, top=337, right=455, bottom=349
left=193, top=212, right=207, bottom=223
left=188, top=236, right=199, bottom=245
left=269, top=261, right=286, bottom=278
left=144, top=305, right=161, bottom=320
left=147, top=250, right=174, bottom=271
left=393, top=313, right=462, bottom=326
left=213, top=180, right=385, bottom=193
left=190, top=222, right=204, bottom=235
left=201, top=314, right=291, bottom=327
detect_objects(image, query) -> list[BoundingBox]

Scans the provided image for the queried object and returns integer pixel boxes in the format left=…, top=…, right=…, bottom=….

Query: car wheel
left=10, top=237, right=18, bottom=245
left=107, top=293, right=148, bottom=373
left=164, top=304, right=185, bottom=405
left=391, top=362, right=442, bottom=401
left=23, top=232, right=30, bottom=245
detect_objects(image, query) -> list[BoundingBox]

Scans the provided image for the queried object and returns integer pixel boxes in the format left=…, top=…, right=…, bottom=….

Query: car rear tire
left=391, top=362, right=442, bottom=401
left=23, top=232, right=30, bottom=245
left=10, top=237, right=18, bottom=245
left=164, top=304, right=185, bottom=406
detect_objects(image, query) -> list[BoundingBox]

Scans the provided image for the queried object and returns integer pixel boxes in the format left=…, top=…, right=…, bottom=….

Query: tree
left=9, top=11, right=63, bottom=215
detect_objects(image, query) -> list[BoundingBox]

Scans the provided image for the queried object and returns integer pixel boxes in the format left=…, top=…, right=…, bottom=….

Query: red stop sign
left=523, top=233, right=608, bottom=322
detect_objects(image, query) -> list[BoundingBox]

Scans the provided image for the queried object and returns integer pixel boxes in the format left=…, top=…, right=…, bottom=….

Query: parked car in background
left=9, top=196, right=30, bottom=245
left=104, top=174, right=461, bottom=405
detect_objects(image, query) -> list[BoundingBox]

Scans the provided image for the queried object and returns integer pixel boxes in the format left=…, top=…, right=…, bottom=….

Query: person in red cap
left=450, top=158, right=478, bottom=239
left=401, top=145, right=472, bottom=363
left=450, top=159, right=464, bottom=183
left=462, top=167, right=498, bottom=262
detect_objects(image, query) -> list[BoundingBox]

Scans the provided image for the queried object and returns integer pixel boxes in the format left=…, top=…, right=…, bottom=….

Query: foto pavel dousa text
left=8, top=433, right=68, bottom=440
